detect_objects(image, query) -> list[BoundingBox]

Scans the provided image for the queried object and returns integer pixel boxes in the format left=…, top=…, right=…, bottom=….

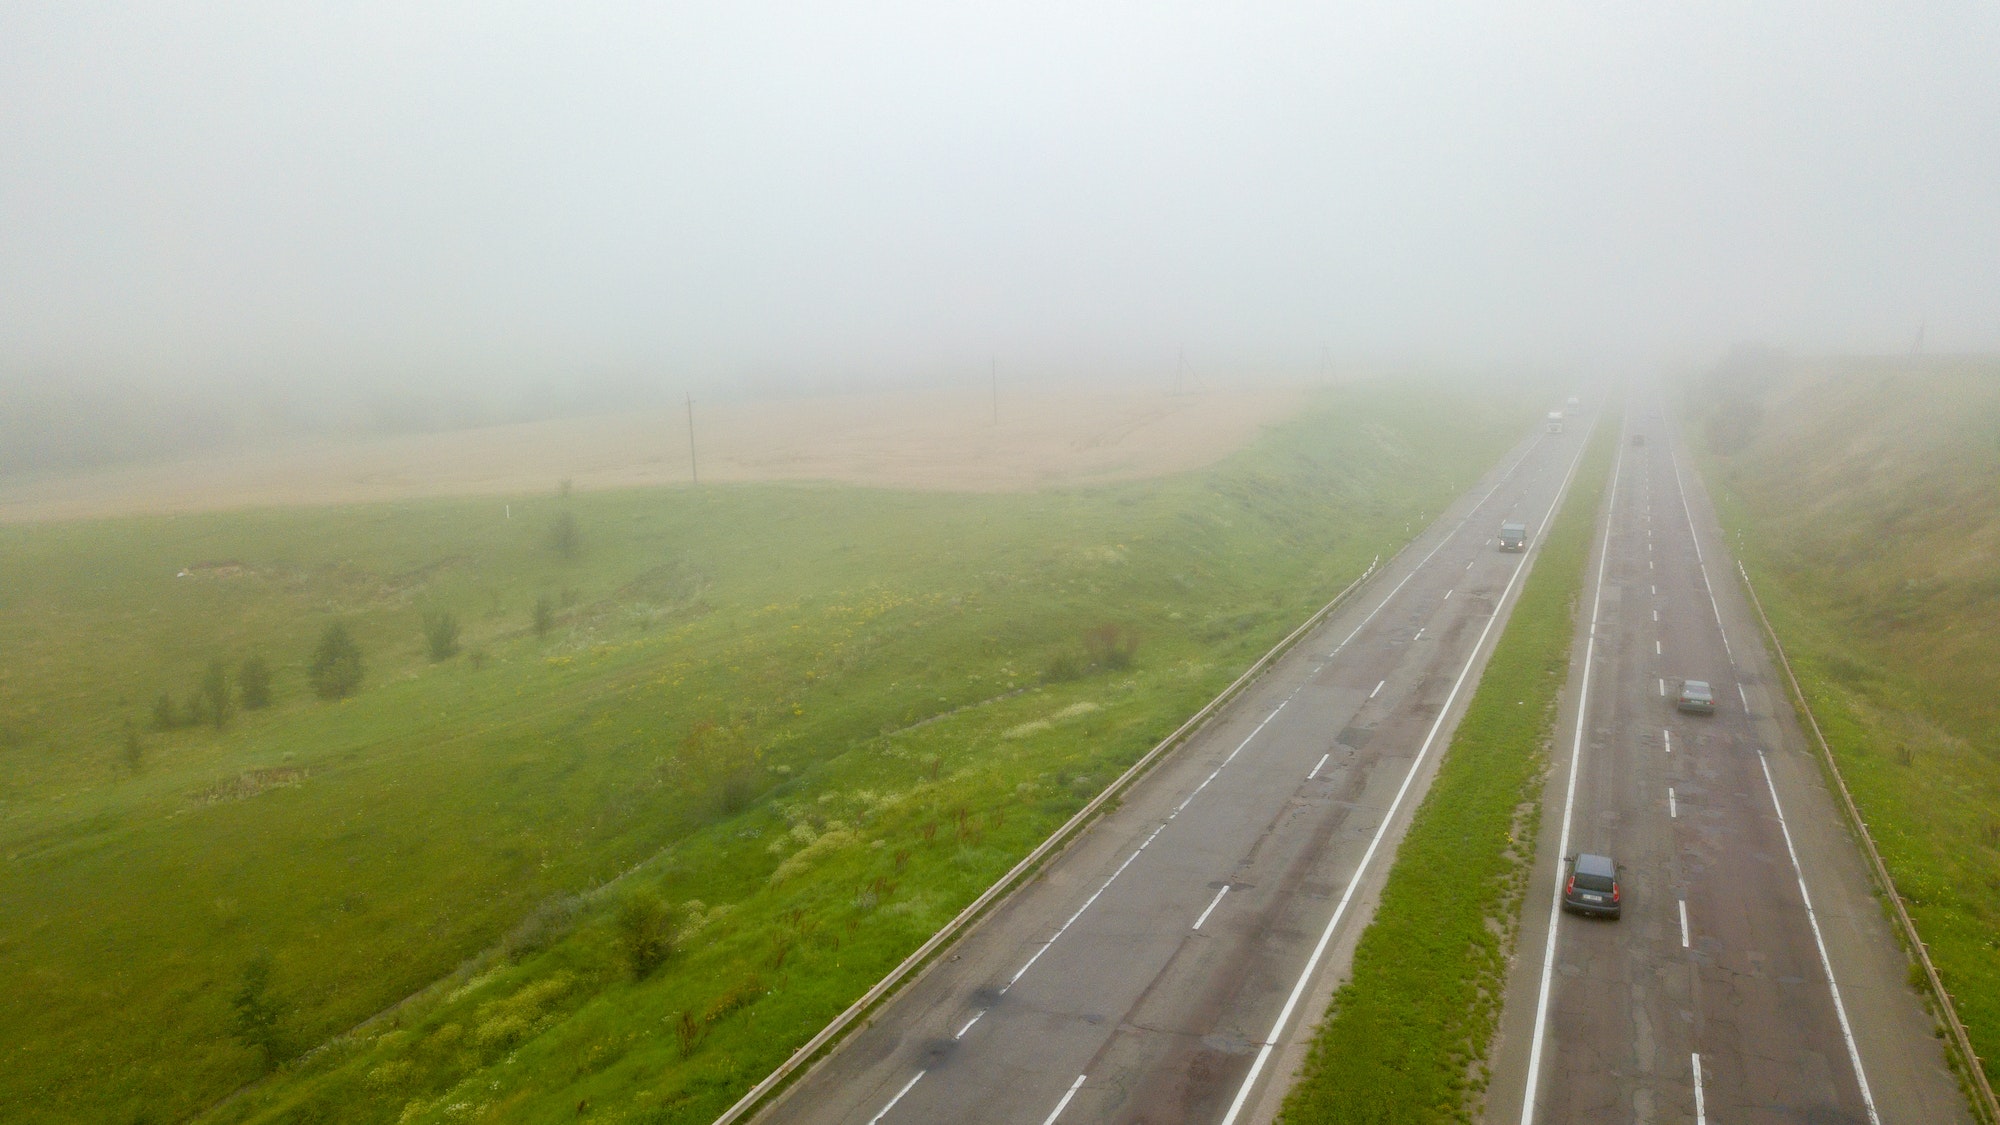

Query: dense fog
left=4, top=3, right=1998, bottom=472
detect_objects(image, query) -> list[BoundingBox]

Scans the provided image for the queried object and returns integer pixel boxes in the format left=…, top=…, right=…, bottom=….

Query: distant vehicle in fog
left=1499, top=521, right=1527, bottom=551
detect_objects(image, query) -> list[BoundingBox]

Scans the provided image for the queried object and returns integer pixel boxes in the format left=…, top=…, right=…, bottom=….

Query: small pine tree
left=239, top=656, right=272, bottom=710
left=151, top=692, right=179, bottom=731
left=533, top=594, right=555, bottom=638
left=200, top=657, right=234, bottom=729
left=549, top=511, right=580, bottom=559
left=308, top=622, right=364, bottom=700
left=422, top=610, right=461, bottom=662
left=122, top=721, right=144, bottom=772
left=230, top=952, right=283, bottom=1066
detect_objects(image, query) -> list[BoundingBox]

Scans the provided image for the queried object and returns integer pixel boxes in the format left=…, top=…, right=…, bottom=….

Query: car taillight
left=1565, top=876, right=1575, bottom=896
left=1611, top=884, right=1620, bottom=903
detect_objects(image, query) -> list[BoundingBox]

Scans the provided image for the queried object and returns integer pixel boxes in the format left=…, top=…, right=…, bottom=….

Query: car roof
left=1501, top=521, right=1527, bottom=530
left=1682, top=680, right=1711, bottom=693
left=1574, top=853, right=1617, bottom=877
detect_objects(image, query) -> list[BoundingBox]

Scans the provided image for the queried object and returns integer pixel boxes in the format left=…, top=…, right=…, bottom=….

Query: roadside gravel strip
left=1273, top=422, right=1614, bottom=1123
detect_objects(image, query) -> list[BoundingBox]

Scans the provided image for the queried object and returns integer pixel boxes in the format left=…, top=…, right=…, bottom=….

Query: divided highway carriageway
left=1484, top=401, right=1968, bottom=1125
left=751, top=412, right=1594, bottom=1125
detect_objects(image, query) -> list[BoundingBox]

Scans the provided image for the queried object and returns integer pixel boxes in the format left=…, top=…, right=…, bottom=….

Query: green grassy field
left=0, top=380, right=1541, bottom=1124
left=1686, top=355, right=2000, bottom=1097
left=1277, top=418, right=1612, bottom=1124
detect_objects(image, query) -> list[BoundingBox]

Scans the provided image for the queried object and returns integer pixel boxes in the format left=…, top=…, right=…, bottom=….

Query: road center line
left=1668, top=787, right=1677, bottom=818
left=1518, top=423, right=1625, bottom=1125
left=1040, top=1074, right=1086, bottom=1125
left=1193, top=886, right=1230, bottom=930
left=1737, top=683, right=1749, bottom=712
left=1444, top=588, right=1454, bottom=600
left=1678, top=899, right=1690, bottom=948
left=955, top=1010, right=985, bottom=1039
left=1369, top=680, right=1385, bottom=699
left=1308, top=752, right=1329, bottom=780
left=1221, top=420, right=1598, bottom=1125
left=1658, top=678, right=1665, bottom=696
left=1655, top=639, right=1661, bottom=655
left=1755, top=750, right=1882, bottom=1124
left=1663, top=729, right=1671, bottom=754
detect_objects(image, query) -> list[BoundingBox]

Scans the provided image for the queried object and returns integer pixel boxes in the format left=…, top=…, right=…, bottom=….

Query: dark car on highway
left=1676, top=679, right=1716, bottom=714
left=1563, top=853, right=1622, bottom=918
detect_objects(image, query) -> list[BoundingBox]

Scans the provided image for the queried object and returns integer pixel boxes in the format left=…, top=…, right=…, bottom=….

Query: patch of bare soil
left=0, top=386, right=1305, bottom=522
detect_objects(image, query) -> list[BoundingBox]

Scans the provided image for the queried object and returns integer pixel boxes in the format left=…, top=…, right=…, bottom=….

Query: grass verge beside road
left=1277, top=422, right=1613, bottom=1124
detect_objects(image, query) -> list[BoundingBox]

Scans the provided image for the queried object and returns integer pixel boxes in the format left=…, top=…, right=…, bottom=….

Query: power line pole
left=686, top=393, right=699, bottom=486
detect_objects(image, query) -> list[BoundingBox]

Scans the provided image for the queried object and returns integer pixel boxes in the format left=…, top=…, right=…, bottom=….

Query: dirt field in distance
left=0, top=385, right=1307, bottom=522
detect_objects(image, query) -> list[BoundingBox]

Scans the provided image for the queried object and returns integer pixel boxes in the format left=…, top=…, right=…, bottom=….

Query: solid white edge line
left=1693, top=1053, right=1706, bottom=1124
left=1193, top=886, right=1230, bottom=930
left=1679, top=898, right=1690, bottom=948
left=1518, top=422, right=1624, bottom=1125
left=868, top=1070, right=925, bottom=1125
left=1756, top=750, right=1882, bottom=1125
left=1040, top=1074, right=1086, bottom=1125
left=1217, top=421, right=1597, bottom=1125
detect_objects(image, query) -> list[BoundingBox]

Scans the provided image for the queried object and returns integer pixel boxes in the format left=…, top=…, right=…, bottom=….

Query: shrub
left=122, top=722, right=143, bottom=772
left=615, top=891, right=678, bottom=979
left=422, top=610, right=461, bottom=662
left=1041, top=651, right=1082, bottom=683
left=308, top=622, right=364, bottom=700
left=239, top=656, right=272, bottom=710
left=1082, top=623, right=1138, bottom=670
left=533, top=594, right=555, bottom=638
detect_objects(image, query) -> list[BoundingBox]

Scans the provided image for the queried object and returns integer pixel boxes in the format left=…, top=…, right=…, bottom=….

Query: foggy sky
left=4, top=2, right=1997, bottom=390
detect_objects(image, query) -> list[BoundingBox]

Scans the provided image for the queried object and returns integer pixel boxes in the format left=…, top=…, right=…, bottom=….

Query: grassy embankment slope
left=0, top=381, right=1541, bottom=1124
left=1686, top=355, right=2000, bottom=1096
left=1278, top=418, right=1613, bottom=1123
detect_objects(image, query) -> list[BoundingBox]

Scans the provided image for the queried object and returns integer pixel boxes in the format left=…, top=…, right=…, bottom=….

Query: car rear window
left=1574, top=873, right=1615, bottom=893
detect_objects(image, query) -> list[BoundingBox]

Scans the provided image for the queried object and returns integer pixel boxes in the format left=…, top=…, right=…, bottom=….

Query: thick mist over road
left=4, top=2, right=1999, bottom=473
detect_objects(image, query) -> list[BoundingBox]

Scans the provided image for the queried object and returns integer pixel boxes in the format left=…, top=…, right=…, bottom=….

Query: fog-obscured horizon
left=5, top=3, right=1998, bottom=473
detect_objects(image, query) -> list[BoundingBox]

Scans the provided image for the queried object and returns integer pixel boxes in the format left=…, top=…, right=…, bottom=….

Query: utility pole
left=686, top=393, right=699, bottom=486
left=991, top=356, right=998, bottom=425
left=1913, top=320, right=1926, bottom=355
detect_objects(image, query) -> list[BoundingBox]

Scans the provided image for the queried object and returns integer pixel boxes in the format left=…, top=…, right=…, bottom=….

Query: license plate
left=1583, top=894, right=1603, bottom=903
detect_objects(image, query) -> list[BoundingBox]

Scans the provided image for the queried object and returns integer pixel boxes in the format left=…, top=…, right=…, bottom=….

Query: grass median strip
left=1278, top=422, right=1613, bottom=1124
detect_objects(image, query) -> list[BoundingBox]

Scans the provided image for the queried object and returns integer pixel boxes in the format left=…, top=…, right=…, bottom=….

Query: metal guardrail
left=1736, top=559, right=1999, bottom=1124
left=711, top=555, right=1383, bottom=1125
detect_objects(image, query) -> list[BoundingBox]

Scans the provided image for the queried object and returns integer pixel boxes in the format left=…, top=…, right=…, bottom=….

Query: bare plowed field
left=0, top=385, right=1304, bottom=521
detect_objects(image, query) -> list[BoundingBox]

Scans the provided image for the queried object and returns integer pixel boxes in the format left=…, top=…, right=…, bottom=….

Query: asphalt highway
left=753, top=416, right=1595, bottom=1125
left=1484, top=402, right=1967, bottom=1124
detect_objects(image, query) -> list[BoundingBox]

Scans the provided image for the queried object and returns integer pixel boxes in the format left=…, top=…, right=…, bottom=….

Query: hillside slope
left=1687, top=353, right=2000, bottom=1096
left=0, top=379, right=1539, bottom=1125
